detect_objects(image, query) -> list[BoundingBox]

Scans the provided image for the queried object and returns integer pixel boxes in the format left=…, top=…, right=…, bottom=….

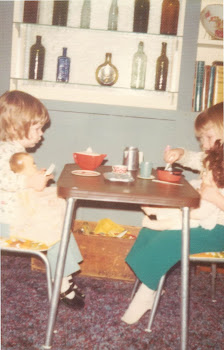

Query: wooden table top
left=57, top=164, right=200, bottom=208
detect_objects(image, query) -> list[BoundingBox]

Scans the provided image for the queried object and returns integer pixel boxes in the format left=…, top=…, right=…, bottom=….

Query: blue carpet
left=1, top=255, right=224, bottom=350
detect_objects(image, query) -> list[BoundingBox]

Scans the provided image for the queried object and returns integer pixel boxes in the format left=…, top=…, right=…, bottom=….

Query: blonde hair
left=9, top=152, right=31, bottom=174
left=195, top=102, right=223, bottom=138
left=0, top=90, right=49, bottom=141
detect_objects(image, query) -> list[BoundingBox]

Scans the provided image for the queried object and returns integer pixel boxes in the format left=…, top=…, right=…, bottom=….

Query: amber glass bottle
left=95, top=53, right=118, bottom=86
left=133, top=0, right=150, bottom=33
left=160, top=0, right=179, bottom=35
left=155, top=42, right=169, bottom=91
left=29, top=36, right=45, bottom=80
left=23, top=0, right=39, bottom=23
left=52, top=0, right=69, bottom=26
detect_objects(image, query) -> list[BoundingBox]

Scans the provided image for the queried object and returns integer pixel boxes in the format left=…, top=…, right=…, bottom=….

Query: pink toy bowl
left=73, top=152, right=107, bottom=171
left=157, top=167, right=182, bottom=183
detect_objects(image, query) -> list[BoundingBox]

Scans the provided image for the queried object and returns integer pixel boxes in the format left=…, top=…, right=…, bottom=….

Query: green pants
left=126, top=225, right=224, bottom=290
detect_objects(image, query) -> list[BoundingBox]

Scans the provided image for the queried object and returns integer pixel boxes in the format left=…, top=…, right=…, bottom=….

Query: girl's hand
left=26, top=170, right=54, bottom=191
left=164, top=148, right=184, bottom=164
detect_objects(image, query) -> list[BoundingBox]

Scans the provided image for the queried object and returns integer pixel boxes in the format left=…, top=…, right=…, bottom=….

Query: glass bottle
left=160, top=0, right=179, bottom=35
left=29, top=35, right=45, bottom=80
left=23, top=0, right=39, bottom=24
left=155, top=42, right=169, bottom=91
left=133, top=0, right=150, bottom=33
left=108, top=0, right=118, bottom=31
left=52, top=0, right=69, bottom=26
left=80, top=0, right=91, bottom=29
left=131, top=41, right=147, bottom=89
left=56, top=48, right=70, bottom=82
left=95, top=53, right=118, bottom=86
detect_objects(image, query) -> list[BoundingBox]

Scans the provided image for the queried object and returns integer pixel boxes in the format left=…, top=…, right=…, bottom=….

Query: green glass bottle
left=133, top=0, right=150, bottom=33
left=52, top=0, right=69, bottom=26
left=131, top=41, right=147, bottom=89
left=29, top=36, right=45, bottom=80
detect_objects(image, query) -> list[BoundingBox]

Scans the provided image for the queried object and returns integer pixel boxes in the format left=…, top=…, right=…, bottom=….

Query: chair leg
left=211, top=263, right=217, bottom=302
left=130, top=278, right=140, bottom=300
left=145, top=274, right=166, bottom=333
left=35, top=251, right=53, bottom=301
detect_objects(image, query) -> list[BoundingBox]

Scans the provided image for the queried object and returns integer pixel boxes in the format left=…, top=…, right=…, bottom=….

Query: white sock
left=60, top=276, right=75, bottom=299
left=121, top=283, right=156, bottom=325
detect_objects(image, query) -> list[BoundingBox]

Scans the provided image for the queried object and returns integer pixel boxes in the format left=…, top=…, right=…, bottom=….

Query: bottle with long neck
left=52, top=0, right=69, bottom=26
left=80, top=0, right=91, bottom=29
left=131, top=41, right=147, bottom=89
left=29, top=36, right=45, bottom=80
left=133, top=0, right=150, bottom=33
left=160, top=0, right=179, bottom=35
left=108, top=0, right=118, bottom=31
left=155, top=42, right=169, bottom=91
left=23, top=0, right=39, bottom=23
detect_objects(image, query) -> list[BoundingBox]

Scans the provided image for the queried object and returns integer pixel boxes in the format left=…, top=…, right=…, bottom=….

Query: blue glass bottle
left=56, top=48, right=70, bottom=82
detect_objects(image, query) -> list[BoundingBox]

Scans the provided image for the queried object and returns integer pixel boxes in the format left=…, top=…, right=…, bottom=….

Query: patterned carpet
left=1, top=254, right=224, bottom=350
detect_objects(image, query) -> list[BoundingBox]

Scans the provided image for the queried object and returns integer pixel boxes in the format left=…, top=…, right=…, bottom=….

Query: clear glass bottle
left=23, top=0, right=39, bottom=24
left=155, top=42, right=169, bottom=91
left=160, top=0, right=179, bottom=35
left=133, top=0, right=150, bottom=33
left=95, top=53, right=118, bottom=86
left=56, top=48, right=70, bottom=82
left=29, top=35, right=45, bottom=80
left=131, top=41, right=147, bottom=89
left=52, top=0, right=69, bottom=26
left=108, top=0, right=118, bottom=31
left=80, top=0, right=91, bottom=29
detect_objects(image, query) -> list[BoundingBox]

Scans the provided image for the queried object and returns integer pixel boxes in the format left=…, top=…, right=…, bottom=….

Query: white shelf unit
left=10, top=0, right=187, bottom=110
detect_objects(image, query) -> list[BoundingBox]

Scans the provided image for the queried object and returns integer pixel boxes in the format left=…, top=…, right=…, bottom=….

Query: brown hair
left=195, top=102, right=223, bottom=138
left=9, top=152, right=31, bottom=174
left=0, top=90, right=49, bottom=141
left=203, top=140, right=224, bottom=188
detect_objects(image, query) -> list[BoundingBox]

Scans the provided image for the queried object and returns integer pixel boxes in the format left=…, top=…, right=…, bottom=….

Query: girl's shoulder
left=0, top=141, right=25, bottom=156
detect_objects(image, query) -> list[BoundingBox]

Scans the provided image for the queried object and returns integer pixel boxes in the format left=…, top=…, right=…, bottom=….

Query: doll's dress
left=10, top=187, right=66, bottom=246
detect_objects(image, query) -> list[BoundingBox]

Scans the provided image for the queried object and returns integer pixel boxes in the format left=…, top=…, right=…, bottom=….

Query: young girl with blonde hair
left=0, top=90, right=84, bottom=309
left=122, top=102, right=224, bottom=325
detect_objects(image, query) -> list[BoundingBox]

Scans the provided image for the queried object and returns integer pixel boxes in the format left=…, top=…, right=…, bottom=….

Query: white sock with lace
left=121, top=283, right=156, bottom=325
left=60, top=276, right=75, bottom=299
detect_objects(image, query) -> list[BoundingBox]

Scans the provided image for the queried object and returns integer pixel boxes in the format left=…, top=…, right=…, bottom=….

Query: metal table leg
left=181, top=207, right=190, bottom=350
left=43, top=197, right=76, bottom=349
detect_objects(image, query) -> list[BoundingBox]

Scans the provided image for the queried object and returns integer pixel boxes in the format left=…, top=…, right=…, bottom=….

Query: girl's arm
left=164, top=148, right=204, bottom=172
left=25, top=170, right=53, bottom=191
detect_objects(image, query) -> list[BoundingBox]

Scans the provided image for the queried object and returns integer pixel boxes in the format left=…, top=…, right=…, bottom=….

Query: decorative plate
left=71, top=170, right=101, bottom=177
left=200, top=4, right=223, bottom=40
left=137, top=175, right=155, bottom=180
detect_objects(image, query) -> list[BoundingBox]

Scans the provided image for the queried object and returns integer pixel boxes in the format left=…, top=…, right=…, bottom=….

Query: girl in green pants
left=122, top=102, right=224, bottom=324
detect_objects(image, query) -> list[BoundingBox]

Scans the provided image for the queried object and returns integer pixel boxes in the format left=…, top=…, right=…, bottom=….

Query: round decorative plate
left=137, top=175, right=155, bottom=180
left=200, top=4, right=223, bottom=40
left=71, top=170, right=101, bottom=177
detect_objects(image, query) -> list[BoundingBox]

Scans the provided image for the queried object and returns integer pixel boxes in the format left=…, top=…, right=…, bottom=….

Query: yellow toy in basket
left=94, top=218, right=125, bottom=237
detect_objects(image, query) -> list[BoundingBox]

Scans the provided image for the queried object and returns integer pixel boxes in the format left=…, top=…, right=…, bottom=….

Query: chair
left=1, top=237, right=52, bottom=301
left=131, top=252, right=224, bottom=332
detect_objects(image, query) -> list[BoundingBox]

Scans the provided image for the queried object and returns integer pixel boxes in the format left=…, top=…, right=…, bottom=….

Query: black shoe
left=68, top=278, right=85, bottom=299
left=60, top=286, right=85, bottom=310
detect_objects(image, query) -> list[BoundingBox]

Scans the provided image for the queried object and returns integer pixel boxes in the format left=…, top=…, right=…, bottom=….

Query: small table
left=43, top=165, right=200, bottom=350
